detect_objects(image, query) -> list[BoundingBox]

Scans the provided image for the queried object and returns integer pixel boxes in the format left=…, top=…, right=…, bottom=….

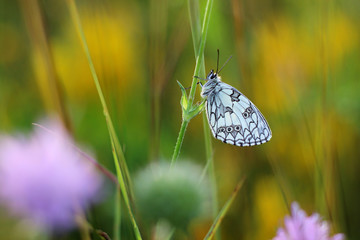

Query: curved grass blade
left=66, top=1, right=141, bottom=239
left=204, top=178, right=245, bottom=240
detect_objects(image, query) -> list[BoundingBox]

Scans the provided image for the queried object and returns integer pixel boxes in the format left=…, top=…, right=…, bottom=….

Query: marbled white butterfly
left=199, top=51, right=272, bottom=146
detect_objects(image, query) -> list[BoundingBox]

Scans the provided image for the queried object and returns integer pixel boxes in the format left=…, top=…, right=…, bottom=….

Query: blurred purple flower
left=0, top=121, right=102, bottom=232
left=273, top=202, right=344, bottom=240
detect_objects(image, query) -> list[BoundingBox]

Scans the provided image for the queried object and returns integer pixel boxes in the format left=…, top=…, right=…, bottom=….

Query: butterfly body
left=201, top=69, right=272, bottom=146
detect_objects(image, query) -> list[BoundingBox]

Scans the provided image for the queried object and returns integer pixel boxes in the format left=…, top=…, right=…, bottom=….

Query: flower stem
left=188, top=0, right=218, bottom=238
left=171, top=120, right=189, bottom=165
left=170, top=0, right=214, bottom=164
left=188, top=0, right=214, bottom=105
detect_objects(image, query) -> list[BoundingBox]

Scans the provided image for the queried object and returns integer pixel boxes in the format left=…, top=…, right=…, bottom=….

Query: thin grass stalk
left=188, top=0, right=218, bottom=237
left=268, top=153, right=291, bottom=213
left=188, top=0, right=204, bottom=78
left=317, top=0, right=333, bottom=222
left=76, top=213, right=92, bottom=240
left=318, top=0, right=343, bottom=230
left=203, top=179, right=245, bottom=240
left=66, top=1, right=141, bottom=239
left=110, top=136, right=142, bottom=239
left=188, top=0, right=214, bottom=104
left=67, top=0, right=133, bottom=201
left=171, top=120, right=189, bottom=164
left=149, top=0, right=168, bottom=160
left=113, top=190, right=121, bottom=240
left=188, top=0, right=200, bottom=48
left=206, top=126, right=219, bottom=238
left=204, top=120, right=219, bottom=239
left=33, top=123, right=123, bottom=239
left=32, top=123, right=119, bottom=186
left=19, top=0, right=72, bottom=131
left=170, top=0, right=214, bottom=164
left=153, top=221, right=175, bottom=240
left=108, top=119, right=134, bottom=201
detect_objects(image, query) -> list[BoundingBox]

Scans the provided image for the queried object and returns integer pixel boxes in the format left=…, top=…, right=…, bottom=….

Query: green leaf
left=177, top=80, right=189, bottom=111
left=186, top=100, right=205, bottom=121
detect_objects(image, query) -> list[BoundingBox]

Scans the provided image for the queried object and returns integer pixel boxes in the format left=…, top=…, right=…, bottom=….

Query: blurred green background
left=1, top=0, right=359, bottom=239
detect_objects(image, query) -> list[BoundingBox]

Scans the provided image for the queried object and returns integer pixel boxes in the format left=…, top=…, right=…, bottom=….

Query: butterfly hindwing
left=205, top=82, right=271, bottom=146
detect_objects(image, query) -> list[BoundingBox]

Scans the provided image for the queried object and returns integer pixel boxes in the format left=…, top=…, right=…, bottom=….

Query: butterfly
left=199, top=51, right=272, bottom=146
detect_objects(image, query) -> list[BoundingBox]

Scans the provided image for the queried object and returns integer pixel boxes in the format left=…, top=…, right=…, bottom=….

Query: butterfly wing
left=205, top=82, right=272, bottom=146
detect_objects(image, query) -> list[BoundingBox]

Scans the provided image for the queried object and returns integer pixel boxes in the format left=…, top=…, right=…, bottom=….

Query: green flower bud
left=134, top=161, right=209, bottom=229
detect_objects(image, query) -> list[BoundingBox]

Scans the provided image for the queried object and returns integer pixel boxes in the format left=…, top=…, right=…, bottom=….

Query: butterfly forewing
left=205, top=81, right=271, bottom=146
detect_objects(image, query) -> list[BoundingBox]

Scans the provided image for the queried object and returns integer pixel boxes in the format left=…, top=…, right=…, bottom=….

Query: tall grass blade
left=19, top=0, right=72, bottom=131
left=66, top=0, right=141, bottom=239
left=188, top=0, right=218, bottom=238
left=204, top=179, right=245, bottom=240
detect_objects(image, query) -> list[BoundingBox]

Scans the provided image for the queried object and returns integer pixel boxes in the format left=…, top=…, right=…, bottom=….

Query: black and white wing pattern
left=205, top=82, right=272, bottom=146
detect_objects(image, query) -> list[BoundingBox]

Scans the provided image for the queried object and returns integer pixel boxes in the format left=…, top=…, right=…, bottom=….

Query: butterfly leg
left=184, top=82, right=202, bottom=89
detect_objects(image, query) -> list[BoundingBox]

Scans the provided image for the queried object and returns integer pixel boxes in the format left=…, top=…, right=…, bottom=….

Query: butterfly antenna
left=194, top=75, right=206, bottom=81
left=218, top=55, right=233, bottom=74
left=216, top=49, right=220, bottom=73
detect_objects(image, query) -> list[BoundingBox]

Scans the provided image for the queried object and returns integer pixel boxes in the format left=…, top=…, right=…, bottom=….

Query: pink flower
left=0, top=120, right=102, bottom=232
left=273, top=202, right=345, bottom=240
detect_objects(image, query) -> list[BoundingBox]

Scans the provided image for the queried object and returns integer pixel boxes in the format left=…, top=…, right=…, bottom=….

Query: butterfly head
left=207, top=69, right=218, bottom=81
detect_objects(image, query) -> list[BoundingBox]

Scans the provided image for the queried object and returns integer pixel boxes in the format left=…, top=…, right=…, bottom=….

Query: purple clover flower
left=0, top=120, right=102, bottom=232
left=273, top=202, right=344, bottom=240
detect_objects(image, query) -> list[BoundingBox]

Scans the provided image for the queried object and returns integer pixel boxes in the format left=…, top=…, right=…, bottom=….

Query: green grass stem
left=204, top=179, right=245, bottom=240
left=109, top=136, right=142, bottom=239
left=170, top=0, right=214, bottom=164
left=171, top=120, right=189, bottom=165
left=113, top=189, right=121, bottom=240
left=66, top=1, right=141, bottom=239
left=188, top=0, right=214, bottom=104
left=188, top=0, right=218, bottom=238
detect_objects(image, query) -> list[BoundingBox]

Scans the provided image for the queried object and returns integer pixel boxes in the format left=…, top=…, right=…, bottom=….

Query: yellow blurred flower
left=249, top=176, right=288, bottom=240
left=251, top=11, right=358, bottom=177
left=253, top=12, right=358, bottom=112
left=51, top=6, right=143, bottom=102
